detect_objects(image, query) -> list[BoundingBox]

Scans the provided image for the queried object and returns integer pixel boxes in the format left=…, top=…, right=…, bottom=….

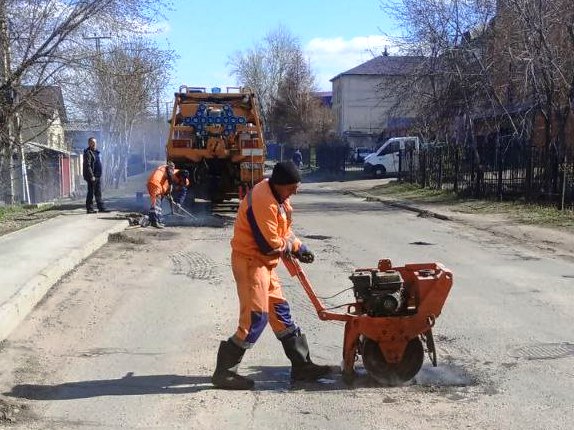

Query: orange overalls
left=146, top=165, right=189, bottom=223
left=230, top=179, right=303, bottom=349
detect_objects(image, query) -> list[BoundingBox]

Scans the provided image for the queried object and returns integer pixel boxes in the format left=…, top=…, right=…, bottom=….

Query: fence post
left=398, top=149, right=403, bottom=182
left=437, top=146, right=443, bottom=190
left=454, top=145, right=459, bottom=193
left=560, top=152, right=567, bottom=211
left=497, top=139, right=503, bottom=201
left=526, top=144, right=533, bottom=202
left=421, top=149, right=427, bottom=188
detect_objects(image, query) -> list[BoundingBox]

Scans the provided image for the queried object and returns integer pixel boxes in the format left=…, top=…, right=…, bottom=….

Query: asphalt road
left=0, top=182, right=572, bottom=429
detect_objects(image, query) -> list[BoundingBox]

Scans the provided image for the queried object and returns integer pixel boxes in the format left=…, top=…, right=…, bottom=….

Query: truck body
left=165, top=86, right=265, bottom=204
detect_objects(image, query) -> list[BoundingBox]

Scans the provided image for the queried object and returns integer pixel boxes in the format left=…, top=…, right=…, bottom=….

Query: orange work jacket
left=147, top=165, right=190, bottom=197
left=231, top=179, right=302, bottom=267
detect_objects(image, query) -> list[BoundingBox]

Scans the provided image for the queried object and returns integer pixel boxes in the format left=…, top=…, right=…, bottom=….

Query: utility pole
left=83, top=34, right=111, bottom=54
left=0, top=1, right=17, bottom=204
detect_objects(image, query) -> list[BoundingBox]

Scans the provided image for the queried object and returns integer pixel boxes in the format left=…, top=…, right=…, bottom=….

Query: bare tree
left=497, top=0, right=574, bottom=200
left=228, top=25, right=333, bottom=147
left=228, top=25, right=300, bottom=126
left=71, top=37, right=172, bottom=188
left=268, top=50, right=336, bottom=149
left=380, top=0, right=501, bottom=141
left=0, top=0, right=170, bottom=203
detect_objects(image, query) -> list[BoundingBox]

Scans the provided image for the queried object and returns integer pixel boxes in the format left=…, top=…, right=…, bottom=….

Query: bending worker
left=146, top=162, right=190, bottom=229
left=212, top=161, right=331, bottom=390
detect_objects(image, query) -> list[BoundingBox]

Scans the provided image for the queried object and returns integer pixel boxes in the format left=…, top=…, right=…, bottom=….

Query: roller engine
left=350, top=268, right=409, bottom=317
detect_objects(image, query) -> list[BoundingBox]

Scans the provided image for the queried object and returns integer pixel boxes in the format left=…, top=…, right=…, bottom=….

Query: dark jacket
left=83, top=148, right=102, bottom=181
left=292, top=151, right=302, bottom=165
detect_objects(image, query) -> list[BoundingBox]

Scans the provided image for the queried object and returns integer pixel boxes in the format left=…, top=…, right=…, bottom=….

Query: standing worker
left=212, top=161, right=331, bottom=390
left=83, top=137, right=109, bottom=214
left=146, top=162, right=190, bottom=229
left=292, top=148, right=302, bottom=169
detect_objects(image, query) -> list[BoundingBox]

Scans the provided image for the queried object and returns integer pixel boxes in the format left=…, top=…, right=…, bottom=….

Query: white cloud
left=134, top=20, right=171, bottom=35
left=305, top=35, right=397, bottom=91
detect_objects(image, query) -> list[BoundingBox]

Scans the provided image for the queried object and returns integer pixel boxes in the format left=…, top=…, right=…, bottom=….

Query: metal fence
left=403, top=141, right=574, bottom=209
left=312, top=141, right=574, bottom=209
left=315, top=144, right=368, bottom=173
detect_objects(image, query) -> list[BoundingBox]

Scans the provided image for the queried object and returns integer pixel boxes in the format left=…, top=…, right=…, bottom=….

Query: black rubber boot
left=281, top=334, right=331, bottom=382
left=211, top=340, right=254, bottom=390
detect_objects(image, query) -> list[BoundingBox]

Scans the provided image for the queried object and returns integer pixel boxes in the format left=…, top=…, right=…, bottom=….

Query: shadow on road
left=246, top=365, right=381, bottom=391
left=5, top=366, right=377, bottom=400
left=5, top=373, right=213, bottom=400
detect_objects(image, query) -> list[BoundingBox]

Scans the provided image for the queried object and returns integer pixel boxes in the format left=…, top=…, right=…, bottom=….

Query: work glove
left=294, top=244, right=314, bottom=264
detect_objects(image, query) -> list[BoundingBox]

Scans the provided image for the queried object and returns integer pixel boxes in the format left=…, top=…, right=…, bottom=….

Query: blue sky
left=154, top=0, right=397, bottom=94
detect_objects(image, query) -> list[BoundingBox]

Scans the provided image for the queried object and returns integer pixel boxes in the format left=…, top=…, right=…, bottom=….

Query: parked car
left=350, top=147, right=375, bottom=164
left=363, top=136, right=420, bottom=177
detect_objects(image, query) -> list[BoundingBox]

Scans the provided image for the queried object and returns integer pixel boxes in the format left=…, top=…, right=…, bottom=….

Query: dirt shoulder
left=0, top=170, right=156, bottom=238
left=305, top=173, right=574, bottom=262
left=0, top=204, right=70, bottom=237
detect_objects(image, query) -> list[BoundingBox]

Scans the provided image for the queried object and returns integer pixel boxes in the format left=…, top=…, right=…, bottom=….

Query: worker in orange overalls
left=212, top=161, right=331, bottom=390
left=147, top=162, right=190, bottom=228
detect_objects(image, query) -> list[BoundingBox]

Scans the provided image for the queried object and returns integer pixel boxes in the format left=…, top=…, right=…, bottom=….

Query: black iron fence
left=402, top=141, right=574, bottom=209
left=312, top=141, right=574, bottom=209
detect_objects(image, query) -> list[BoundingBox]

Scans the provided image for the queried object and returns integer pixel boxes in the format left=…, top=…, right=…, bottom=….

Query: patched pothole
left=303, top=234, right=332, bottom=240
left=108, top=232, right=145, bottom=245
left=0, top=398, right=29, bottom=424
left=509, top=343, right=574, bottom=360
left=170, top=251, right=220, bottom=281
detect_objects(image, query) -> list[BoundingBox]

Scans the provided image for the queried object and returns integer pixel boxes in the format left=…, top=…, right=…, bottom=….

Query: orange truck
left=165, top=86, right=265, bottom=206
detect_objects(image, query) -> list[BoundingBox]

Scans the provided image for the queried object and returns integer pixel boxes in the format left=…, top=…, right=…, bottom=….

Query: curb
left=347, top=190, right=452, bottom=221
left=0, top=219, right=128, bottom=343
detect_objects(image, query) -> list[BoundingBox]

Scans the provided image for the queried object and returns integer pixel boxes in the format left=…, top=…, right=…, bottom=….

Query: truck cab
left=363, top=136, right=420, bottom=177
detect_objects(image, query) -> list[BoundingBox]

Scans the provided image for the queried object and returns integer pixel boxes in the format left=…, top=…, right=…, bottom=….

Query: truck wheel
left=374, top=166, right=386, bottom=178
left=186, top=188, right=196, bottom=205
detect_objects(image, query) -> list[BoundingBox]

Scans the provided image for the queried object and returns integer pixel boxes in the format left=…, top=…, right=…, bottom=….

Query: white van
left=363, top=136, right=420, bottom=177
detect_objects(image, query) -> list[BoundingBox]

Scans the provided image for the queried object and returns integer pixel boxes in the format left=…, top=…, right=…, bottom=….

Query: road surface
left=0, top=182, right=572, bottom=429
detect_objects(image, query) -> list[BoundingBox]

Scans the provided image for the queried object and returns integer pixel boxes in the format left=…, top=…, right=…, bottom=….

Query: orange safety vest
left=147, top=165, right=189, bottom=197
left=231, top=179, right=301, bottom=267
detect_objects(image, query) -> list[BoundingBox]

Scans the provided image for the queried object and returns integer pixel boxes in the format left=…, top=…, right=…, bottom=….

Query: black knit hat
left=270, top=161, right=301, bottom=185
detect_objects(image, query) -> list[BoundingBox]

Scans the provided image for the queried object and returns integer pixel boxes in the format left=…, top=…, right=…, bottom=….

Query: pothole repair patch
left=303, top=234, right=332, bottom=240
left=0, top=399, right=28, bottom=424
left=509, top=343, right=574, bottom=360
left=170, top=251, right=219, bottom=280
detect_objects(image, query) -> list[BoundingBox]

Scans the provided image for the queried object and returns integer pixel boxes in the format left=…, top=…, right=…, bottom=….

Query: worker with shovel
left=146, top=162, right=190, bottom=229
left=212, top=161, right=331, bottom=390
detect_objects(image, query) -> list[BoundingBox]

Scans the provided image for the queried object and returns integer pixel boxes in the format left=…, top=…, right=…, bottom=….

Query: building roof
left=331, top=55, right=426, bottom=81
left=64, top=122, right=100, bottom=132
left=19, top=85, right=67, bottom=122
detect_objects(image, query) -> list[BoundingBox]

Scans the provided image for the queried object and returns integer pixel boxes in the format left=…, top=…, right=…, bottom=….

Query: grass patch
left=369, top=181, right=459, bottom=203
left=367, top=181, right=574, bottom=228
left=506, top=203, right=574, bottom=227
left=0, top=205, right=26, bottom=222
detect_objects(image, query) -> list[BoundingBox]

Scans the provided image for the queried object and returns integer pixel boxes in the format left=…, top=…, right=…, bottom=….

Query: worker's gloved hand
left=295, top=244, right=314, bottom=264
